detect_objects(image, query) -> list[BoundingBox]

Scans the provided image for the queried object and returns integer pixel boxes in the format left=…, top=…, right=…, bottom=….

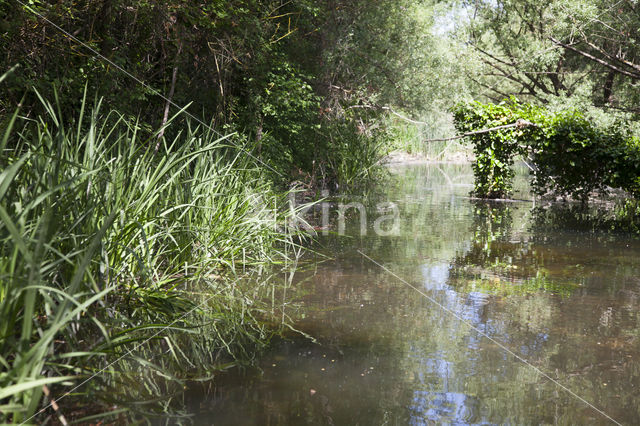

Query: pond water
left=182, top=163, right=640, bottom=425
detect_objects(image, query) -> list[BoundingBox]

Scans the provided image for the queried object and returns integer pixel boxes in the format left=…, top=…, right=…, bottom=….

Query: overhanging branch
left=550, top=37, right=640, bottom=79
left=424, top=119, right=537, bottom=143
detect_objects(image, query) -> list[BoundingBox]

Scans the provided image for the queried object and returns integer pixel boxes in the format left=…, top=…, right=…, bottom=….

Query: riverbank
left=0, top=99, right=308, bottom=423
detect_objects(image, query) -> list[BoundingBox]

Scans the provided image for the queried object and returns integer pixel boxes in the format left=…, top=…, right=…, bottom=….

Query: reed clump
left=0, top=91, right=303, bottom=423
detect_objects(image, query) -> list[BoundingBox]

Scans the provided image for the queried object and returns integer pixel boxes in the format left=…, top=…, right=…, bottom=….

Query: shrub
left=453, top=99, right=640, bottom=200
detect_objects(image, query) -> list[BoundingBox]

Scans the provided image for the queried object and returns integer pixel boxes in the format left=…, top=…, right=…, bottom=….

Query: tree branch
left=550, top=37, right=640, bottom=79
left=155, top=64, right=178, bottom=151
left=425, top=119, right=537, bottom=143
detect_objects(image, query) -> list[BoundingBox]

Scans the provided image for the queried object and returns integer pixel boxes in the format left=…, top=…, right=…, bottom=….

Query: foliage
left=454, top=0, right=640, bottom=112
left=0, top=0, right=452, bottom=420
left=453, top=99, right=640, bottom=200
left=0, top=0, right=443, bottom=189
left=241, top=58, right=321, bottom=179
left=452, top=100, right=535, bottom=198
left=0, top=93, right=301, bottom=422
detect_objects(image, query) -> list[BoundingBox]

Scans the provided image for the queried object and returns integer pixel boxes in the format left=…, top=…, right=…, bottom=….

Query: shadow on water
left=150, top=163, right=640, bottom=425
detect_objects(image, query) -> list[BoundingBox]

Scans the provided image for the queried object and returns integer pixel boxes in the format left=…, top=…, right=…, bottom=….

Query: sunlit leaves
left=454, top=99, right=640, bottom=200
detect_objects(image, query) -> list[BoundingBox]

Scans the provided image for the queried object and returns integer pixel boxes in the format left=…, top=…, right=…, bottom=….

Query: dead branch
left=42, top=385, right=69, bottom=426
left=550, top=37, right=640, bottom=79
left=424, top=119, right=537, bottom=143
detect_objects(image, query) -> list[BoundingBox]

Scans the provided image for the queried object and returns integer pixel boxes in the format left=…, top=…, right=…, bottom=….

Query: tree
left=1, top=0, right=446, bottom=186
left=453, top=0, right=640, bottom=112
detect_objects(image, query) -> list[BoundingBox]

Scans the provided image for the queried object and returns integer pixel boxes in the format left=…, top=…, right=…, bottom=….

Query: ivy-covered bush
left=452, top=101, right=540, bottom=198
left=453, top=99, right=640, bottom=200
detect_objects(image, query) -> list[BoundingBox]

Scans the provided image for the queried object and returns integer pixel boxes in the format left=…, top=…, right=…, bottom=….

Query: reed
left=0, top=89, right=302, bottom=423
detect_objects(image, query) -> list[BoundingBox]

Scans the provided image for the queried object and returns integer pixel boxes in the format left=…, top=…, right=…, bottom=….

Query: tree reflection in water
left=158, top=163, right=640, bottom=425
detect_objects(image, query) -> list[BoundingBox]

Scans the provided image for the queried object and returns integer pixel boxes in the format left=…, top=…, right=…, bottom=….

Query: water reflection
left=170, top=163, right=640, bottom=425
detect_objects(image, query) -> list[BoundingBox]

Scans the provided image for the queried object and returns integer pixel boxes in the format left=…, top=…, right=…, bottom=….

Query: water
left=183, top=163, right=640, bottom=425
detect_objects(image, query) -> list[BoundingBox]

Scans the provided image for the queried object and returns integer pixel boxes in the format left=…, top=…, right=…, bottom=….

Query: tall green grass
left=325, top=122, right=389, bottom=190
left=0, top=91, right=302, bottom=423
left=388, top=113, right=471, bottom=160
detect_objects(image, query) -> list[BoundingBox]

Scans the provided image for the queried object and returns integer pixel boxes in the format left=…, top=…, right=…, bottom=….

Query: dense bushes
left=453, top=100, right=640, bottom=200
left=0, top=0, right=434, bottom=190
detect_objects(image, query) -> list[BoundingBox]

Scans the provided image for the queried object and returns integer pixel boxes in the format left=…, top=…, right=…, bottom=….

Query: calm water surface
left=185, top=163, right=640, bottom=425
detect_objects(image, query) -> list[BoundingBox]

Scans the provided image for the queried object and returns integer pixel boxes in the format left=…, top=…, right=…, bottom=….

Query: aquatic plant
left=0, top=90, right=302, bottom=422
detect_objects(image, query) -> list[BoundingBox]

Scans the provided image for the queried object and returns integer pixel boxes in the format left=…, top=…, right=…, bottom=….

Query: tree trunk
left=602, top=71, right=615, bottom=105
left=156, top=65, right=178, bottom=152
